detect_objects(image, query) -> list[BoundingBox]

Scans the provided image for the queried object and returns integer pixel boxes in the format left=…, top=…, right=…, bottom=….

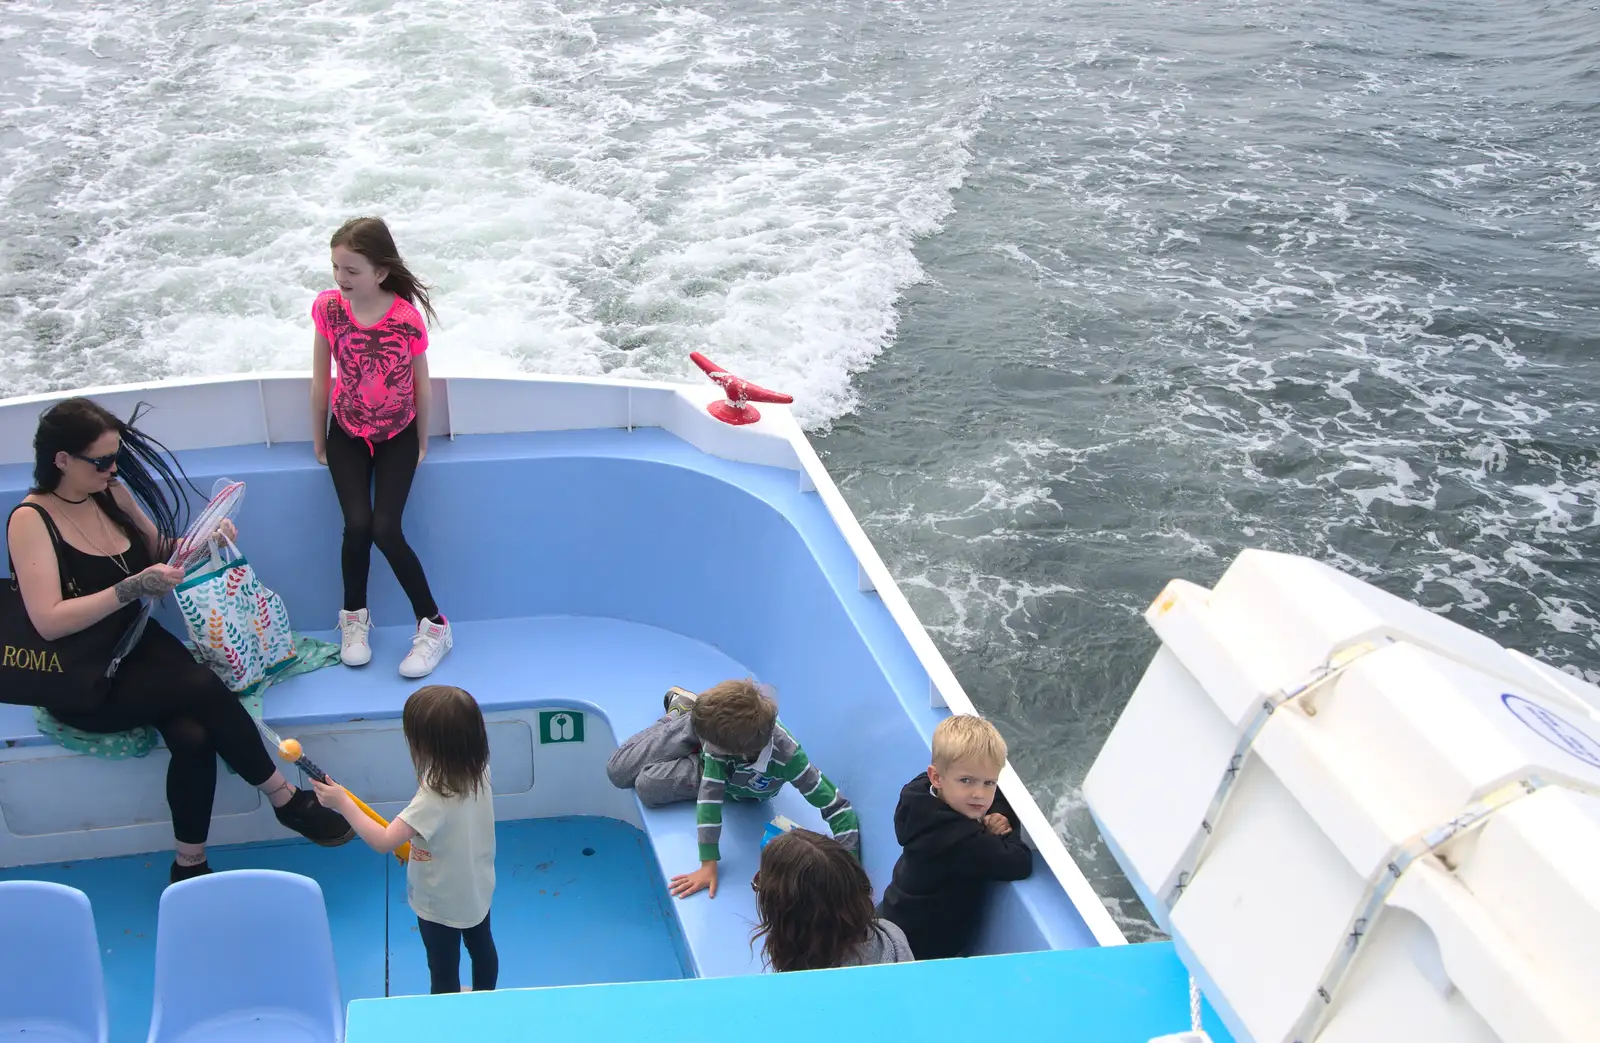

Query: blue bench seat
left=2, top=613, right=846, bottom=980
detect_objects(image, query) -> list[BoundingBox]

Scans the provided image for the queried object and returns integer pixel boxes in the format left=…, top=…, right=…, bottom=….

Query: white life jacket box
left=1083, top=549, right=1600, bottom=1043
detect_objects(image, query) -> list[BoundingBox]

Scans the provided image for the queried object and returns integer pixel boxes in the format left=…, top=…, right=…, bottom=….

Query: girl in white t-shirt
left=313, top=685, right=497, bottom=993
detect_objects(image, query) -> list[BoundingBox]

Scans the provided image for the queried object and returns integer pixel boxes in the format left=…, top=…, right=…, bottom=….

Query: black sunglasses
left=73, top=451, right=120, bottom=472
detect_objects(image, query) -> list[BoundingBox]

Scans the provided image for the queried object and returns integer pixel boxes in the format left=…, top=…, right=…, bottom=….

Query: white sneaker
left=338, top=609, right=372, bottom=667
left=400, top=616, right=452, bottom=679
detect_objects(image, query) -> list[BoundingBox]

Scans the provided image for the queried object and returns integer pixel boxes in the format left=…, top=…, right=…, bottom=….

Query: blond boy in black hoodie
left=877, top=714, right=1033, bottom=959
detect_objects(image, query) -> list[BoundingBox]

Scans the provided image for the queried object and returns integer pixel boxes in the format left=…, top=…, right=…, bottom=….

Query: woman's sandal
left=274, top=788, right=356, bottom=847
left=169, top=859, right=213, bottom=885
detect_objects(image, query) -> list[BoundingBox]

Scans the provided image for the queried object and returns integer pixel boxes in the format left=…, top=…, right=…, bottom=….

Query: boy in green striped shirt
left=627, top=678, right=860, bottom=900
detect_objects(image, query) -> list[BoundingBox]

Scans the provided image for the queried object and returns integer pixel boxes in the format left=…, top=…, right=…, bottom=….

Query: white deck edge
left=0, top=371, right=1126, bottom=947
left=782, top=424, right=1127, bottom=947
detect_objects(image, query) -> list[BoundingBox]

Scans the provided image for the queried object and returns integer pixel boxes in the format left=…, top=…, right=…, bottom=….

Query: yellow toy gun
left=256, top=719, right=410, bottom=863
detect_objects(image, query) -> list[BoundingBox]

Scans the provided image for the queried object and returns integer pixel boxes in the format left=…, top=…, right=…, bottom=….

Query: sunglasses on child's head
left=73, top=451, right=119, bottom=472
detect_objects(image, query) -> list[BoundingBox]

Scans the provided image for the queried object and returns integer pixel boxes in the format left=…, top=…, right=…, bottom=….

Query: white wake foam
left=0, top=0, right=984, bottom=429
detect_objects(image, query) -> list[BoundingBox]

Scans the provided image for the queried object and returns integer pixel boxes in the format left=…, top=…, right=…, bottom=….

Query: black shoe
left=169, top=859, right=213, bottom=885
left=275, top=788, right=355, bottom=847
left=663, top=686, right=697, bottom=716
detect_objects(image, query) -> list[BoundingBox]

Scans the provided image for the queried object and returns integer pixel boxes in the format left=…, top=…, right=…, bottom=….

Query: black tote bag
left=0, top=503, right=137, bottom=712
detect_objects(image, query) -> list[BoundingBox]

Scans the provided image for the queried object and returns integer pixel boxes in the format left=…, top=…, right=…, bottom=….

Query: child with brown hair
left=753, top=828, right=912, bottom=972
left=312, top=685, right=497, bottom=993
left=877, top=713, right=1033, bottom=960
left=606, top=679, right=860, bottom=899
left=311, top=216, right=451, bottom=679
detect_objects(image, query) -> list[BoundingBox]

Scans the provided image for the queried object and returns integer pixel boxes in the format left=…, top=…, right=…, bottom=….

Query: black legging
left=325, top=418, right=439, bottom=621
left=51, top=623, right=276, bottom=845
left=417, top=912, right=498, bottom=993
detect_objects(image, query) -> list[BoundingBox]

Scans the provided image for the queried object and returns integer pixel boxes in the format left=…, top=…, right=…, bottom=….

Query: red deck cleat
left=689, top=352, right=793, bottom=425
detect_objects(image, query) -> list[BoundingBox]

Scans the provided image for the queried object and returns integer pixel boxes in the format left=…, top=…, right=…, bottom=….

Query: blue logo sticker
left=1501, top=693, right=1600, bottom=770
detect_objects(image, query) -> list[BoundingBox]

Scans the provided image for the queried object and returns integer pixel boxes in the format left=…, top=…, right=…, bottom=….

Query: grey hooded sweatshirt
left=839, top=918, right=916, bottom=967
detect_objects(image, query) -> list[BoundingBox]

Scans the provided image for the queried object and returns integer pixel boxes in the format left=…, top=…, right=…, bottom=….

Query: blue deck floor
left=0, top=816, right=687, bottom=1043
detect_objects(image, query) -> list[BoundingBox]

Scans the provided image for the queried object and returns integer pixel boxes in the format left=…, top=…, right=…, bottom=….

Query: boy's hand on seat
left=983, top=813, right=1012, bottom=836
left=669, top=861, right=718, bottom=899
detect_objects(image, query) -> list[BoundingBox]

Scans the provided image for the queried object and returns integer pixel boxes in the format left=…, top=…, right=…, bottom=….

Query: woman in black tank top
left=8, top=398, right=355, bottom=883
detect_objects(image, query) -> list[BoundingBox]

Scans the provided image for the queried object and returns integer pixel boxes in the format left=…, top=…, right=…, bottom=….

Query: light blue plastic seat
left=0, top=880, right=108, bottom=1043
left=147, top=870, right=343, bottom=1043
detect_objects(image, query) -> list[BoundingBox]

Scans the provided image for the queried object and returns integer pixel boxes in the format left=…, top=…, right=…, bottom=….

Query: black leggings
left=325, top=418, right=438, bottom=621
left=50, top=622, right=277, bottom=845
left=417, top=912, right=498, bottom=993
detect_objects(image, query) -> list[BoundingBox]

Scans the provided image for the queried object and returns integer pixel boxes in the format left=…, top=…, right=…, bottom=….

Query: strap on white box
left=1158, top=637, right=1391, bottom=906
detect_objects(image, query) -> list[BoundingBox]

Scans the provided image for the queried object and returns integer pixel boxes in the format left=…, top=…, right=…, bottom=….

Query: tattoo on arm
left=114, top=571, right=169, bottom=604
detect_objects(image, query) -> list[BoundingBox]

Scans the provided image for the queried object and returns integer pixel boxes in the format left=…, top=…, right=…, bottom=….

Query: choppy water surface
left=3, top=0, right=1596, bottom=937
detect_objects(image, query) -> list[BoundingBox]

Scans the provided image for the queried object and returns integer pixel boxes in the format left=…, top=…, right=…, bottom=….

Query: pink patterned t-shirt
left=312, top=289, right=428, bottom=446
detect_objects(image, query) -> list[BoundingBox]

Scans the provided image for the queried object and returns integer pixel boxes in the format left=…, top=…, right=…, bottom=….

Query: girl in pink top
left=311, top=217, right=452, bottom=679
